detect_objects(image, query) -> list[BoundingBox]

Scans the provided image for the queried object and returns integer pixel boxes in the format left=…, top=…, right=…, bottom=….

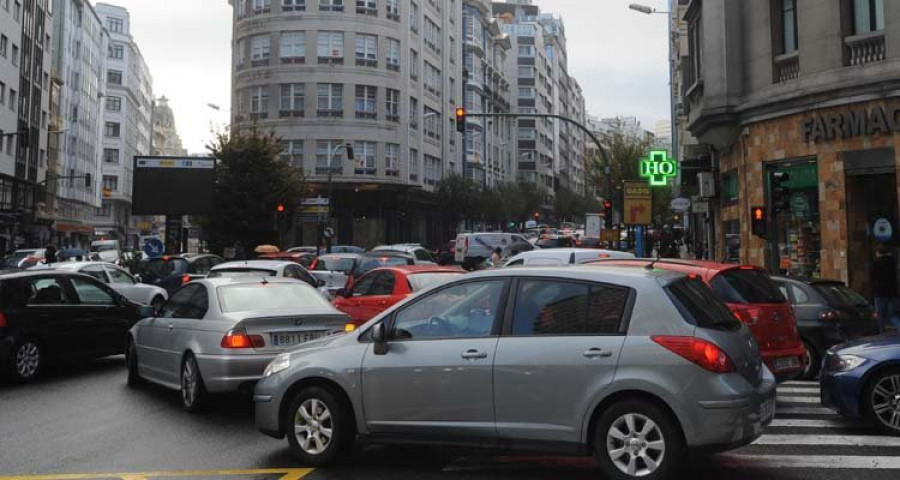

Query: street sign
left=640, top=150, right=678, bottom=187
left=323, top=227, right=335, bottom=239
left=624, top=181, right=652, bottom=225
left=142, top=236, right=164, bottom=258
left=585, top=214, right=602, bottom=238
left=300, top=206, right=329, bottom=215
left=670, top=197, right=691, bottom=211
left=302, top=197, right=330, bottom=206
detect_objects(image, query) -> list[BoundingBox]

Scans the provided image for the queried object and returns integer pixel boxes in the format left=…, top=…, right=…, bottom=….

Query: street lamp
left=629, top=3, right=668, bottom=14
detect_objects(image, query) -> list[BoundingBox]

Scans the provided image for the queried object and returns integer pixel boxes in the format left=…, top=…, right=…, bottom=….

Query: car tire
left=180, top=353, right=208, bottom=413
left=285, top=386, right=353, bottom=467
left=593, top=399, right=684, bottom=480
left=863, top=367, right=900, bottom=436
left=126, top=338, right=144, bottom=387
left=150, top=296, right=165, bottom=312
left=8, top=338, right=43, bottom=383
left=800, top=340, right=819, bottom=380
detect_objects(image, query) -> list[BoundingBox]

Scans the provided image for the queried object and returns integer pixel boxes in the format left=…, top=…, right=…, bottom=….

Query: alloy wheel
left=15, top=342, right=40, bottom=379
left=182, top=359, right=197, bottom=407
left=871, top=373, right=900, bottom=432
left=606, top=413, right=666, bottom=477
left=293, top=398, right=334, bottom=456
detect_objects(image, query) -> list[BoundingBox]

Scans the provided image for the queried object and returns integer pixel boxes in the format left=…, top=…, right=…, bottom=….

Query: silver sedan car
left=30, top=261, right=168, bottom=309
left=126, top=277, right=350, bottom=412
left=254, top=267, right=775, bottom=480
left=208, top=260, right=331, bottom=299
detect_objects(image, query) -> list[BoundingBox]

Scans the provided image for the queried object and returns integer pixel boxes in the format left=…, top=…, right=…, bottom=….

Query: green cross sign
left=640, top=150, right=678, bottom=187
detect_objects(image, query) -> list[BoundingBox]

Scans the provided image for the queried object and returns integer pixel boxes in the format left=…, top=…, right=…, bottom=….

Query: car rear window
left=814, top=283, right=869, bottom=308
left=536, top=238, right=570, bottom=248
left=354, top=256, right=412, bottom=276
left=217, top=283, right=331, bottom=313
left=408, top=272, right=465, bottom=291
left=208, top=269, right=277, bottom=279
left=710, top=269, right=786, bottom=304
left=143, top=258, right=188, bottom=277
left=315, top=257, right=355, bottom=272
left=666, top=277, right=742, bottom=331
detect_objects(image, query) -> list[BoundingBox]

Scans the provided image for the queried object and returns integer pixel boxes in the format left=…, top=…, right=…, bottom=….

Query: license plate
left=271, top=331, right=325, bottom=347
left=760, top=398, right=776, bottom=423
left=774, top=356, right=801, bottom=372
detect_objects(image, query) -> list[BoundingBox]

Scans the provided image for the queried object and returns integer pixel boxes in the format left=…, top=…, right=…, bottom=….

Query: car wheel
left=594, top=400, right=683, bottom=480
left=864, top=368, right=900, bottom=436
left=126, top=338, right=144, bottom=387
left=800, top=340, right=819, bottom=380
left=286, top=386, right=353, bottom=466
left=150, top=296, right=165, bottom=311
left=180, top=353, right=207, bottom=413
left=8, top=339, right=42, bottom=383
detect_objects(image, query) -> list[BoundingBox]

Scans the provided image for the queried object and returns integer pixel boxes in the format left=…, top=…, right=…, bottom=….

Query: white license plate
left=271, top=331, right=325, bottom=347
left=760, top=398, right=776, bottom=423
left=774, top=356, right=800, bottom=372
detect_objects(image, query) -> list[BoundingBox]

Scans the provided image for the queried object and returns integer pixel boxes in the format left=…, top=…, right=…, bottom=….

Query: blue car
left=820, top=334, right=900, bottom=435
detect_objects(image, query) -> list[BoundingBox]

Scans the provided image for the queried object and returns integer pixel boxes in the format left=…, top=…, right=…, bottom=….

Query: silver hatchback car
left=254, top=267, right=776, bottom=480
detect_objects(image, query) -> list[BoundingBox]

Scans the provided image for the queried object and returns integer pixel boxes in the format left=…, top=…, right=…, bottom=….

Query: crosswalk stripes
left=713, top=379, right=900, bottom=473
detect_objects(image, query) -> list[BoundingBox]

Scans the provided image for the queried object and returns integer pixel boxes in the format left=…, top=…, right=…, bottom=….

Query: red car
left=333, top=265, right=466, bottom=326
left=592, top=259, right=806, bottom=381
left=258, top=252, right=316, bottom=268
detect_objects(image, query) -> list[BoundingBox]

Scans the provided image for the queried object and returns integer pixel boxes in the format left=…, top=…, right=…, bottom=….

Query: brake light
left=0, top=312, right=7, bottom=328
left=182, top=275, right=192, bottom=284
left=819, top=310, right=841, bottom=322
left=652, top=336, right=735, bottom=373
left=220, top=329, right=265, bottom=349
left=739, top=266, right=756, bottom=270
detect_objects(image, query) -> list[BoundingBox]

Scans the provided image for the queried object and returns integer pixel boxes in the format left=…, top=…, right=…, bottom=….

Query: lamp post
left=326, top=142, right=353, bottom=253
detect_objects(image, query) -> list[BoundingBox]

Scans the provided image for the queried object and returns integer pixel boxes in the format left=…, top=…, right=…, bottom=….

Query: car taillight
left=182, top=275, right=192, bottom=284
left=819, top=310, right=841, bottom=322
left=0, top=312, right=7, bottom=328
left=652, top=336, right=735, bottom=373
left=221, top=329, right=265, bottom=349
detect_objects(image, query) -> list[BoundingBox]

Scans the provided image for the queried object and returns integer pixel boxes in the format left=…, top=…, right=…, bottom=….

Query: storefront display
left=768, top=163, right=822, bottom=278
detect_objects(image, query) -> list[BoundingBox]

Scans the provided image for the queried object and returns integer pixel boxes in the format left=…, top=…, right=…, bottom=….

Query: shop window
left=767, top=162, right=821, bottom=278
left=724, top=220, right=740, bottom=264
left=721, top=170, right=739, bottom=205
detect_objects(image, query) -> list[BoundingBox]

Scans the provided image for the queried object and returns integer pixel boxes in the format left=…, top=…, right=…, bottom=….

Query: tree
left=435, top=173, right=480, bottom=229
left=198, top=127, right=306, bottom=252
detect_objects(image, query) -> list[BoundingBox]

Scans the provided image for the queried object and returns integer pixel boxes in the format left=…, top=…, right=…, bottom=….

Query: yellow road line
left=0, top=468, right=314, bottom=480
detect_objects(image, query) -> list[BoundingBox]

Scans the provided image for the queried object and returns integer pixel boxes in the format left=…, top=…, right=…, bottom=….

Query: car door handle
left=583, top=348, right=613, bottom=358
left=461, top=349, right=488, bottom=360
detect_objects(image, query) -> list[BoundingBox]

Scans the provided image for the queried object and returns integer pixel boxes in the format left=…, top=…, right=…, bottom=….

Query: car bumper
left=689, top=369, right=777, bottom=452
left=801, top=324, right=879, bottom=357
left=820, top=365, right=870, bottom=417
left=762, top=345, right=807, bottom=381
left=195, top=353, right=277, bottom=393
left=254, top=375, right=286, bottom=439
left=0, top=334, right=13, bottom=363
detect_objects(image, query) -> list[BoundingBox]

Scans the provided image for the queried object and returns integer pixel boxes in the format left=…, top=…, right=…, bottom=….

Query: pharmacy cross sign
left=640, top=150, right=678, bottom=187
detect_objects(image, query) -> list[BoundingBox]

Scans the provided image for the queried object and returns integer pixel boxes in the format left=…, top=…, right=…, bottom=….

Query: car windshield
left=217, top=283, right=332, bottom=313
left=710, top=269, right=786, bottom=304
left=354, top=256, right=411, bottom=276
left=814, top=283, right=869, bottom=308
left=208, top=269, right=277, bottom=278
left=91, top=245, right=117, bottom=252
left=407, top=272, right=465, bottom=292
left=536, top=238, right=569, bottom=248
left=142, top=258, right=189, bottom=277
left=667, top=277, right=741, bottom=331
left=315, top=257, right=355, bottom=272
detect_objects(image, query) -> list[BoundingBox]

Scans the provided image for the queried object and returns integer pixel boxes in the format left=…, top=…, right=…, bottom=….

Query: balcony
left=250, top=58, right=270, bottom=67
left=356, top=6, right=377, bottom=15
left=318, top=57, right=344, bottom=65
left=280, top=56, right=306, bottom=65
left=356, top=58, right=378, bottom=68
left=386, top=62, right=400, bottom=72
left=385, top=169, right=400, bottom=177
left=279, top=110, right=305, bottom=118
left=386, top=114, right=400, bottom=123
left=845, top=31, right=885, bottom=66
left=773, top=52, right=799, bottom=83
left=387, top=12, right=400, bottom=21
left=355, top=168, right=377, bottom=176
left=316, top=166, right=343, bottom=176
left=317, top=109, right=343, bottom=118
left=355, top=111, right=377, bottom=120
left=249, top=111, right=268, bottom=120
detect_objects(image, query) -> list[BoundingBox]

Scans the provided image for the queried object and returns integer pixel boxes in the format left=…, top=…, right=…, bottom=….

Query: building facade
left=228, top=0, right=465, bottom=248
left=89, top=3, right=153, bottom=243
left=682, top=0, right=900, bottom=299
left=151, top=96, right=186, bottom=157
left=0, top=0, right=23, bottom=250
left=51, top=0, right=107, bottom=249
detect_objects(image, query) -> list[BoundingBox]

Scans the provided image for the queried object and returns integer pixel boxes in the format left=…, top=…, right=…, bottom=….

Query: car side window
left=82, top=265, right=109, bottom=283
left=106, top=266, right=135, bottom=285
left=299, top=255, right=314, bottom=268
left=287, top=266, right=317, bottom=287
left=191, top=258, right=212, bottom=275
left=390, top=280, right=505, bottom=340
left=369, top=272, right=396, bottom=296
left=506, top=259, right=525, bottom=267
left=790, top=285, right=810, bottom=304
left=69, top=277, right=117, bottom=306
left=776, top=283, right=791, bottom=303
left=161, top=284, right=207, bottom=319
left=511, top=280, right=629, bottom=336
left=351, top=274, right=377, bottom=297
left=414, top=249, right=433, bottom=262
left=183, top=286, right=209, bottom=319
left=26, top=277, right=72, bottom=305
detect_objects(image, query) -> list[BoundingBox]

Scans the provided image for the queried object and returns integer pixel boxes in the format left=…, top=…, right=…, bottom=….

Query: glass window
left=354, top=141, right=376, bottom=174
left=350, top=273, right=377, bottom=296
left=407, top=272, right=463, bottom=292
left=319, top=0, right=344, bottom=12
left=81, top=265, right=109, bottom=283
left=781, top=0, right=798, bottom=53
left=666, top=277, right=741, bottom=331
left=218, top=283, right=330, bottom=313
left=251, top=35, right=271, bottom=60
left=280, top=83, right=304, bottom=111
left=368, top=272, right=396, bottom=296
left=161, top=285, right=208, bottom=319
left=107, top=266, right=135, bottom=285
left=317, top=31, right=344, bottom=58
left=107, top=70, right=122, bottom=85
left=354, top=85, right=377, bottom=117
left=282, top=0, right=305, bottom=11
left=70, top=277, right=116, bottom=305
left=390, top=280, right=504, bottom=340
left=314, top=256, right=356, bottom=272
left=317, top=83, right=342, bottom=112
left=814, top=283, right=869, bottom=308
left=385, top=89, right=400, bottom=120
left=511, top=281, right=628, bottom=336
left=385, top=143, right=400, bottom=174
left=207, top=268, right=277, bottom=279
left=711, top=270, right=787, bottom=304
left=789, top=285, right=810, bottom=304
left=106, top=96, right=121, bottom=111
left=387, top=38, right=400, bottom=69
left=355, top=34, right=377, bottom=61
left=280, top=31, right=305, bottom=58
left=104, top=122, right=120, bottom=138
left=109, top=43, right=124, bottom=59
left=853, top=0, right=884, bottom=34
left=103, top=148, right=119, bottom=163
left=27, top=278, right=72, bottom=305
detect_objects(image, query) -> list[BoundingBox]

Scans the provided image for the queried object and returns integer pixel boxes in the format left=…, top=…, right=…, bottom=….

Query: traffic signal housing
left=603, top=200, right=613, bottom=228
left=751, top=206, right=767, bottom=237
left=344, top=143, right=355, bottom=160
left=771, top=172, right=791, bottom=215
left=455, top=107, right=466, bottom=133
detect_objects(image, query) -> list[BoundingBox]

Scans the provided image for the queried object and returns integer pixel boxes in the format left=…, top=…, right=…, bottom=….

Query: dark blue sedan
left=820, top=334, right=900, bottom=435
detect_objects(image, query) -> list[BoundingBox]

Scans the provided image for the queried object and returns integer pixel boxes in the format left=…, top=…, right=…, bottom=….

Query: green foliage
left=197, top=127, right=306, bottom=251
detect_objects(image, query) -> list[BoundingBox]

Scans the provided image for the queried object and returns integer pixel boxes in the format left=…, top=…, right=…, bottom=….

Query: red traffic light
left=455, top=107, right=467, bottom=133
left=753, top=207, right=764, bottom=221
left=533, top=211, right=541, bottom=219
left=455, top=107, right=466, bottom=118
left=276, top=204, right=285, bottom=213
left=603, top=200, right=612, bottom=210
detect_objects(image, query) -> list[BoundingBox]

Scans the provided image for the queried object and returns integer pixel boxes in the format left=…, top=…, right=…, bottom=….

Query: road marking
left=769, top=418, right=856, bottom=428
left=0, top=468, right=314, bottom=480
left=753, top=434, right=900, bottom=447
left=777, top=395, right=821, bottom=404
left=714, top=454, right=900, bottom=469
left=781, top=381, right=819, bottom=387
left=777, top=387, right=820, bottom=395
left=776, top=406, right=836, bottom=415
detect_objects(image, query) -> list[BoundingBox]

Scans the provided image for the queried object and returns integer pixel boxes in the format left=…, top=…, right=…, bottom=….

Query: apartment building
left=152, top=96, right=186, bottom=157
left=0, top=0, right=23, bottom=250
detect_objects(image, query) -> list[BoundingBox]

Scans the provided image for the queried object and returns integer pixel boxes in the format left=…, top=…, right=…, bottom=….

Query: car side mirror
left=134, top=274, right=142, bottom=284
left=138, top=305, right=157, bottom=318
left=372, top=323, right=388, bottom=355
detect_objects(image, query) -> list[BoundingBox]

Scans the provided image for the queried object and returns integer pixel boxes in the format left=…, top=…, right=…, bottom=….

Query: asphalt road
left=1, top=356, right=899, bottom=480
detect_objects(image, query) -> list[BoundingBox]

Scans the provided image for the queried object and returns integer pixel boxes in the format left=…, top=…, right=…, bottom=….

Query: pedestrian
left=491, top=247, right=502, bottom=267
left=44, top=245, right=57, bottom=265
left=871, top=245, right=899, bottom=333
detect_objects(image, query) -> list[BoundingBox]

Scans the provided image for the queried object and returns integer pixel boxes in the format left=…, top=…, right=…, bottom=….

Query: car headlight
left=263, top=353, right=291, bottom=377
left=825, top=353, right=866, bottom=372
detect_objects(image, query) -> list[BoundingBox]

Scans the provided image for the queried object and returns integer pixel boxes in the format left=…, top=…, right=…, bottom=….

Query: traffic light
left=276, top=204, right=285, bottom=213
left=533, top=211, right=541, bottom=220
left=603, top=200, right=613, bottom=228
left=751, top=206, right=767, bottom=237
left=771, top=172, right=791, bottom=215
left=344, top=143, right=355, bottom=160
left=455, top=107, right=466, bottom=133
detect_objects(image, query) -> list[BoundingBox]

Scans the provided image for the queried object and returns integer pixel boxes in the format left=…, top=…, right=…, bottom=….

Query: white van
left=503, top=248, right=635, bottom=267
left=454, top=232, right=532, bottom=266
left=90, top=239, right=122, bottom=263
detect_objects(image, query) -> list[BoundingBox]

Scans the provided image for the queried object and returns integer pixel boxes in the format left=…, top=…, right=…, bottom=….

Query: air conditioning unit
left=698, top=172, right=716, bottom=198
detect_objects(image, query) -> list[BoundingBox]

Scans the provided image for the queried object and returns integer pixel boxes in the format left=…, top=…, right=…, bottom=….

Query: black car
left=772, top=276, right=879, bottom=379
left=0, top=271, right=145, bottom=382
left=137, top=254, right=224, bottom=294
left=535, top=235, right=577, bottom=249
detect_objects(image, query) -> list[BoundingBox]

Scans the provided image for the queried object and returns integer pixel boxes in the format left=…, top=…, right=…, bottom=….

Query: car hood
left=830, top=333, right=900, bottom=356
left=284, top=332, right=352, bottom=356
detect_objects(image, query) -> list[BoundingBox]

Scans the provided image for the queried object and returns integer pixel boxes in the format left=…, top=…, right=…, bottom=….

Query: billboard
left=132, top=157, right=216, bottom=215
left=623, top=181, right=652, bottom=225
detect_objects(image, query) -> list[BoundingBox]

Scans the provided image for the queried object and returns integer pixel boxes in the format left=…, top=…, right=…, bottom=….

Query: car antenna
left=645, top=245, right=662, bottom=271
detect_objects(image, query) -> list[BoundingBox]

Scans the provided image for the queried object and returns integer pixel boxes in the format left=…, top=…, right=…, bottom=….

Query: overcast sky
left=109, top=0, right=671, bottom=154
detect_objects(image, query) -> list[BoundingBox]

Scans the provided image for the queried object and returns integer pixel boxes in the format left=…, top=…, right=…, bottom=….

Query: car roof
left=316, top=253, right=361, bottom=259
left=771, top=275, right=844, bottom=286
left=361, top=250, right=414, bottom=258
left=32, top=261, right=115, bottom=270
left=194, top=276, right=307, bottom=287
left=588, top=258, right=760, bottom=275
left=466, top=265, right=685, bottom=287
left=212, top=260, right=294, bottom=270
left=369, top=265, right=466, bottom=275
left=0, top=270, right=92, bottom=280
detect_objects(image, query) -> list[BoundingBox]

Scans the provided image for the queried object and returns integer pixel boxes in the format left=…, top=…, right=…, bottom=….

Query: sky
left=109, top=0, right=671, bottom=154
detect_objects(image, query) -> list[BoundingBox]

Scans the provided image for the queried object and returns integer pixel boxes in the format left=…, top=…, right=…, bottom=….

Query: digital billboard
left=132, top=157, right=216, bottom=215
